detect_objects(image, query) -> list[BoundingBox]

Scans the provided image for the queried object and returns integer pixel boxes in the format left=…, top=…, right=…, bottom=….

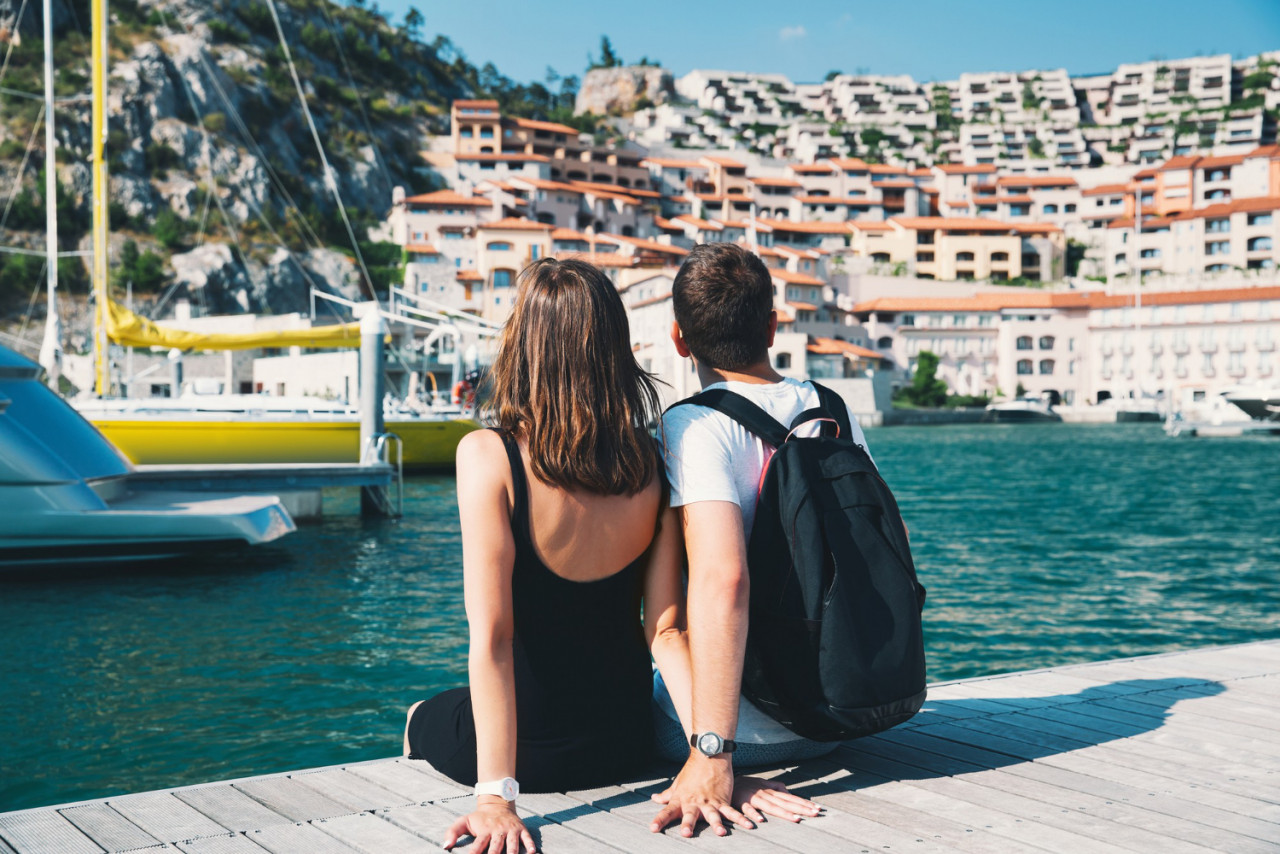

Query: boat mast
left=91, top=0, right=109, bottom=396
left=1134, top=186, right=1142, bottom=402
left=37, top=0, right=61, bottom=390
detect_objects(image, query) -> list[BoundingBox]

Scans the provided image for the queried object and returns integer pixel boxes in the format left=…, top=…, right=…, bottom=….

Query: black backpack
left=669, top=382, right=927, bottom=741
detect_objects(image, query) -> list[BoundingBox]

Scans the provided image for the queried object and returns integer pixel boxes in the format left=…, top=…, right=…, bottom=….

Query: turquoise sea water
left=1, top=423, right=1278, bottom=811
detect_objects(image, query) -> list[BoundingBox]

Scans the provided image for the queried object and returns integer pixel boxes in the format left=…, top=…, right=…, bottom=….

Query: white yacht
left=982, top=394, right=1063, bottom=424
left=1222, top=384, right=1280, bottom=422
left=0, top=347, right=294, bottom=571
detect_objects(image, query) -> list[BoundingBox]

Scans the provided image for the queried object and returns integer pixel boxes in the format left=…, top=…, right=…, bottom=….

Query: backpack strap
left=668, top=388, right=789, bottom=447
left=808, top=382, right=853, bottom=441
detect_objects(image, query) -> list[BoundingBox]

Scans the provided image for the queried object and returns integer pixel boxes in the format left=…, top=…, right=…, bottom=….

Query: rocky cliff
left=575, top=65, right=672, bottom=116
left=0, top=0, right=473, bottom=324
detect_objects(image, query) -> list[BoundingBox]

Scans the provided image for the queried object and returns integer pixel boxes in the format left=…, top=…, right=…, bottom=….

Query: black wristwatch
left=690, top=732, right=738, bottom=757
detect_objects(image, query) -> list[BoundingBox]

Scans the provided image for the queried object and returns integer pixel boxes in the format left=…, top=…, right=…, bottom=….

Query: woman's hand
left=443, top=801, right=536, bottom=854
left=732, top=776, right=823, bottom=824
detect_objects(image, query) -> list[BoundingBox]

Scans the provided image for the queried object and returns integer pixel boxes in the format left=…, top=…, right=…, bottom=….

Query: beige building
left=474, top=219, right=553, bottom=319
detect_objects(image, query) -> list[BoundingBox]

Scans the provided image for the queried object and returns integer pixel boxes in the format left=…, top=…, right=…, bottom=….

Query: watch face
left=698, top=733, right=722, bottom=755
left=501, top=778, right=519, bottom=800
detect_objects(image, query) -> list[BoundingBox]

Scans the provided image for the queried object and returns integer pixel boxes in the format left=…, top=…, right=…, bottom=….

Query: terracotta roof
left=750, top=176, right=802, bottom=188
left=1196, top=154, right=1247, bottom=170
left=758, top=218, right=852, bottom=234
left=873, top=180, right=917, bottom=189
left=654, top=216, right=684, bottom=232
left=997, top=195, right=1034, bottom=204
left=855, top=286, right=1280, bottom=314
left=848, top=221, right=894, bottom=232
left=909, top=168, right=934, bottom=178
left=995, top=175, right=1078, bottom=188
left=1158, top=155, right=1201, bottom=172
left=787, top=301, right=818, bottom=311
left=405, top=243, right=439, bottom=254
left=694, top=192, right=727, bottom=202
left=934, top=164, right=999, bottom=174
left=510, top=117, right=581, bottom=136
left=642, top=157, right=707, bottom=170
left=404, top=190, right=491, bottom=207
left=569, top=179, right=660, bottom=199
left=789, top=163, right=837, bottom=174
left=453, top=99, right=499, bottom=110
left=1248, top=145, right=1280, bottom=159
left=456, top=269, right=483, bottom=282
left=703, top=155, right=748, bottom=168
left=478, top=217, right=555, bottom=231
left=775, top=246, right=820, bottom=259
left=1169, top=195, right=1280, bottom=222
left=867, top=164, right=908, bottom=175
left=456, top=153, right=550, bottom=162
left=772, top=269, right=825, bottom=286
left=603, top=234, right=691, bottom=256
left=551, top=227, right=594, bottom=242
left=829, top=158, right=871, bottom=172
left=511, top=177, right=584, bottom=194
left=889, top=216, right=1020, bottom=232
left=715, top=219, right=771, bottom=232
left=807, top=337, right=882, bottom=359
left=559, top=251, right=636, bottom=268
left=1081, top=183, right=1134, bottom=197
left=1012, top=222, right=1065, bottom=234
left=1134, top=169, right=1158, bottom=180
left=672, top=215, right=723, bottom=231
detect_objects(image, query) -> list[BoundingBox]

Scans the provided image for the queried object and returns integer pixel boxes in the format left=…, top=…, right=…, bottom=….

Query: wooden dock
left=3, top=640, right=1278, bottom=853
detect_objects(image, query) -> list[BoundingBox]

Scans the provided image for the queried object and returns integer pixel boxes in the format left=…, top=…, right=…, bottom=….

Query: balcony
left=1121, top=342, right=1135, bottom=355
left=1202, top=367, right=1216, bottom=378
left=1228, top=366, right=1247, bottom=378
left=1150, top=342, right=1164, bottom=355
left=1228, top=339, right=1247, bottom=353
left=1173, top=341, right=1191, bottom=355
left=1175, top=366, right=1189, bottom=378
left=1199, top=341, right=1218, bottom=354
left=1100, top=342, right=1115, bottom=356
left=1257, top=339, right=1276, bottom=352
left=1260, top=363, right=1274, bottom=377
left=1101, top=369, right=1113, bottom=380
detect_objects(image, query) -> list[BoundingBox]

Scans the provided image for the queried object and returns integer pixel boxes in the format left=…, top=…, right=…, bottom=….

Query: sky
left=376, top=0, right=1280, bottom=86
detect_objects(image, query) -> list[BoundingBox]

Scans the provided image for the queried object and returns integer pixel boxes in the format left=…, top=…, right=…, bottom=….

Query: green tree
left=825, top=69, right=843, bottom=82
left=153, top=209, right=189, bottom=250
left=402, top=6, right=424, bottom=39
left=597, top=36, right=621, bottom=69
left=906, top=350, right=949, bottom=408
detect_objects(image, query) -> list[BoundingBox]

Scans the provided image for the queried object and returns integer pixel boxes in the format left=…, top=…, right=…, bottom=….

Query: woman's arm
left=444, top=431, right=534, bottom=854
left=643, top=502, right=693, bottom=737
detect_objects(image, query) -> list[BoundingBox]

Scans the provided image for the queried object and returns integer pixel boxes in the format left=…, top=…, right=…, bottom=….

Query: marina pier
left=2, top=640, right=1277, bottom=853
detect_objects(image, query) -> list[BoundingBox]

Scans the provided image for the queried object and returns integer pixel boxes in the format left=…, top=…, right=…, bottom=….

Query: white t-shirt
left=656, top=377, right=874, bottom=743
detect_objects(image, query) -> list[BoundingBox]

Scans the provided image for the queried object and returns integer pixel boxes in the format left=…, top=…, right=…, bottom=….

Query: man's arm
left=649, top=500, right=754, bottom=837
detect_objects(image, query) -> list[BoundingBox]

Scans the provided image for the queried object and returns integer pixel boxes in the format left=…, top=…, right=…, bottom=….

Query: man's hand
left=443, top=800, right=536, bottom=854
left=649, top=754, right=753, bottom=837
left=732, top=776, right=823, bottom=824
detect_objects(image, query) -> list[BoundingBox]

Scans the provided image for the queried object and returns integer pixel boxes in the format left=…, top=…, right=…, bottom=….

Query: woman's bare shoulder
left=455, top=430, right=512, bottom=491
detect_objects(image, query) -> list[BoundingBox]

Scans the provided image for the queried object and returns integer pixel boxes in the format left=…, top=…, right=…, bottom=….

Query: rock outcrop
left=575, top=66, right=673, bottom=116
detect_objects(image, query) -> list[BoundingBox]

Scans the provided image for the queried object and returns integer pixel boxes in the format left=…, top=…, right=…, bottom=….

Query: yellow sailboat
left=69, top=0, right=480, bottom=469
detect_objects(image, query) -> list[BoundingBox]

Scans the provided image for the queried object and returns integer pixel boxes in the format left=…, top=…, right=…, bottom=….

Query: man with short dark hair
left=649, top=243, right=873, bottom=837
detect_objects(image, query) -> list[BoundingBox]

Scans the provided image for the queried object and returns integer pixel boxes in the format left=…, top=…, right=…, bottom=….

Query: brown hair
left=672, top=243, right=775, bottom=371
left=486, top=258, right=661, bottom=495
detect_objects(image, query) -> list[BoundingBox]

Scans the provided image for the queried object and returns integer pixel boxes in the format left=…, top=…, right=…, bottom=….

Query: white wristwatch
left=474, top=777, right=519, bottom=801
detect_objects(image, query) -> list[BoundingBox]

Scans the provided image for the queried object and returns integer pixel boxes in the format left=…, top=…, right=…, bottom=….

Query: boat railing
left=361, top=431, right=404, bottom=516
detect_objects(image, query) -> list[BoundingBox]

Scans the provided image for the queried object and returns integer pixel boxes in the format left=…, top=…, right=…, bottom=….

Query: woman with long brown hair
left=404, top=259, right=816, bottom=853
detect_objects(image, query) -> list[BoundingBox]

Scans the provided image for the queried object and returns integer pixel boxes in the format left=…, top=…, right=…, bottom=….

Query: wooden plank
left=58, top=803, right=160, bottom=852
left=174, top=787, right=294, bottom=832
left=231, top=779, right=352, bottom=824
left=344, top=761, right=467, bottom=803
left=311, top=812, right=438, bottom=854
left=388, top=801, right=627, bottom=854
left=105, top=793, right=228, bottom=845
left=291, top=769, right=412, bottom=812
left=516, top=792, right=694, bottom=853
left=0, top=810, right=104, bottom=854
left=245, top=823, right=360, bottom=854
left=174, top=835, right=268, bottom=854
left=569, top=783, right=798, bottom=852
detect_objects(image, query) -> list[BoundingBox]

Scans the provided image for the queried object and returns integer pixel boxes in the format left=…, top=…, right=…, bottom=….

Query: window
left=1206, top=218, right=1230, bottom=233
left=1043, top=204, right=1059, bottom=214
left=877, top=336, right=893, bottom=348
left=916, top=251, right=935, bottom=262
left=1206, top=263, right=1229, bottom=272
left=1016, top=359, right=1033, bottom=375
left=1039, top=336, right=1055, bottom=350
left=872, top=252, right=892, bottom=263
left=1016, top=336, right=1033, bottom=350
left=1038, top=359, right=1055, bottom=375
left=1247, top=212, right=1273, bottom=226
left=1207, top=189, right=1230, bottom=201
left=991, top=252, right=1009, bottom=263
left=486, top=242, right=513, bottom=251
left=460, top=127, right=474, bottom=138
left=1010, top=204, right=1029, bottom=216
left=480, top=128, right=494, bottom=139
left=1249, top=237, right=1273, bottom=252
left=1206, top=241, right=1230, bottom=256
left=1140, top=248, right=1161, bottom=259
left=530, top=244, right=542, bottom=260
left=1065, top=203, right=1077, bottom=213
left=776, top=352, right=792, bottom=369
left=1207, top=169, right=1230, bottom=182
left=492, top=269, right=513, bottom=289
left=956, top=251, right=975, bottom=262
left=901, top=314, right=916, bottom=326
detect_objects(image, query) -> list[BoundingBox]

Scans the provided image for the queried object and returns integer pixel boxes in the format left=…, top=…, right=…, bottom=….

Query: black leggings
left=405, top=687, right=655, bottom=793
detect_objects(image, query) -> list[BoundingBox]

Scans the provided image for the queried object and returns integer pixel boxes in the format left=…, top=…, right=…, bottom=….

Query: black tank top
left=497, top=431, right=655, bottom=759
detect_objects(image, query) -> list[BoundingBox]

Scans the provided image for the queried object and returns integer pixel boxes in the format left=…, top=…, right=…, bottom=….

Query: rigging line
left=16, top=258, right=48, bottom=344
left=157, top=5, right=328, bottom=255
left=262, top=0, right=375, bottom=298
left=0, top=245, right=90, bottom=256
left=0, top=102, right=44, bottom=234
left=0, top=0, right=31, bottom=87
left=0, top=85, right=42, bottom=100
left=317, top=0, right=394, bottom=199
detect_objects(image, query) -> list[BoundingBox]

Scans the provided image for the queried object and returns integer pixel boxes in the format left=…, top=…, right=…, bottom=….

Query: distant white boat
left=1222, top=384, right=1280, bottom=423
left=982, top=394, right=1063, bottom=424
left=0, top=346, right=294, bottom=571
